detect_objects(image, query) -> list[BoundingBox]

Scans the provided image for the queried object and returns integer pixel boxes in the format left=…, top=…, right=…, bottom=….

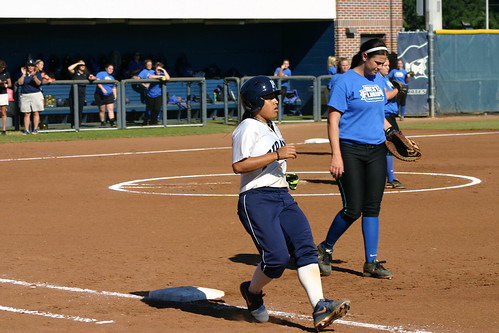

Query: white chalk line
left=0, top=305, right=114, bottom=324
left=0, top=131, right=497, bottom=163
left=0, top=146, right=229, bottom=163
left=109, top=171, right=481, bottom=197
left=0, top=277, right=433, bottom=333
left=0, top=277, right=139, bottom=325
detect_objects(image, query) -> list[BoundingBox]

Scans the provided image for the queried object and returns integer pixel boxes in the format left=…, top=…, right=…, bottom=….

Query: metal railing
left=32, top=75, right=342, bottom=132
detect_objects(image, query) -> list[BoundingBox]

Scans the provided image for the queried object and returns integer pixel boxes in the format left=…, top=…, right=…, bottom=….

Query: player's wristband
left=276, top=151, right=280, bottom=160
left=385, top=127, right=396, bottom=137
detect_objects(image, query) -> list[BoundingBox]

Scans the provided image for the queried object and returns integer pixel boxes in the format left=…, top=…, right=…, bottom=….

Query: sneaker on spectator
left=313, top=298, right=351, bottom=330
left=31, top=129, right=38, bottom=135
left=22, top=130, right=30, bottom=135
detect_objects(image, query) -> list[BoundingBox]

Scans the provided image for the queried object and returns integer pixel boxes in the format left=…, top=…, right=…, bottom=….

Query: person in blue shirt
left=95, top=64, right=117, bottom=127
left=317, top=39, right=394, bottom=279
left=327, top=56, right=337, bottom=75
left=273, top=59, right=291, bottom=95
left=380, top=59, right=405, bottom=189
left=17, top=59, right=44, bottom=135
left=388, top=59, right=412, bottom=120
left=133, top=59, right=154, bottom=125
left=128, top=52, right=144, bottom=78
left=327, top=58, right=350, bottom=91
left=144, top=61, right=170, bottom=125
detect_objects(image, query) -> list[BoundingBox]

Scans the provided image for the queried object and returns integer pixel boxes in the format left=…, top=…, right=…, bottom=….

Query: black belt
left=340, top=139, right=381, bottom=149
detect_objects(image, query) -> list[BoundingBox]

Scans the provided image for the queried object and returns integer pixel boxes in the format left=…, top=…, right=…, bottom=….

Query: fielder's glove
left=389, top=78, right=408, bottom=102
left=385, top=128, right=422, bottom=162
left=286, top=173, right=299, bottom=190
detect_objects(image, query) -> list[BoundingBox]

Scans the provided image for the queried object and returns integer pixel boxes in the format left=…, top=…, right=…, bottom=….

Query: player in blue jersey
left=317, top=39, right=394, bottom=279
left=380, top=59, right=406, bottom=189
left=388, top=59, right=412, bottom=120
left=144, top=62, right=170, bottom=125
left=95, top=64, right=117, bottom=127
left=232, top=76, right=350, bottom=330
left=327, top=58, right=350, bottom=91
left=133, top=59, right=154, bottom=125
left=327, top=56, right=337, bottom=75
left=273, top=59, right=292, bottom=95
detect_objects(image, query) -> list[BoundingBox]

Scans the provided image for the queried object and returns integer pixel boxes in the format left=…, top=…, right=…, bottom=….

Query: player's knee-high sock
left=362, top=216, right=379, bottom=263
left=249, top=264, right=273, bottom=294
left=323, top=212, right=354, bottom=250
left=400, top=105, right=406, bottom=117
left=386, top=155, right=395, bottom=182
left=297, top=263, right=324, bottom=309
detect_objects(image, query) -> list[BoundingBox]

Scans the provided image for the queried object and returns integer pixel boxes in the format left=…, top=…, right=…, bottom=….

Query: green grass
left=399, top=118, right=499, bottom=130
left=0, top=120, right=237, bottom=143
left=2, top=117, right=498, bottom=144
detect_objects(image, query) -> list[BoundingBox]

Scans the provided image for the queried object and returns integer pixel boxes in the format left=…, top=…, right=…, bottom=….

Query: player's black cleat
left=240, top=281, right=269, bottom=323
left=317, top=244, right=333, bottom=276
left=363, top=260, right=394, bottom=279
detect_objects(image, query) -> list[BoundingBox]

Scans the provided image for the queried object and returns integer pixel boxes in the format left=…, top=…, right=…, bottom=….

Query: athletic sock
left=400, top=106, right=406, bottom=117
left=362, top=216, right=379, bottom=263
left=249, top=264, right=273, bottom=294
left=386, top=155, right=395, bottom=182
left=297, top=263, right=324, bottom=309
left=324, top=212, right=354, bottom=250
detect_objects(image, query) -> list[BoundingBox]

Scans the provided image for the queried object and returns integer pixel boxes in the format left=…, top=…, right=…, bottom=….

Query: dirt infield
left=0, top=122, right=498, bottom=332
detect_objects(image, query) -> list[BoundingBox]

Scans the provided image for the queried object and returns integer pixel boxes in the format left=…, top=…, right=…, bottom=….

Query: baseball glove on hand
left=286, top=173, right=299, bottom=190
left=389, top=79, right=408, bottom=102
left=385, top=128, right=422, bottom=162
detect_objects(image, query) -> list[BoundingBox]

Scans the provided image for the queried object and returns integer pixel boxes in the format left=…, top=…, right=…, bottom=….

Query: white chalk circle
left=109, top=171, right=481, bottom=197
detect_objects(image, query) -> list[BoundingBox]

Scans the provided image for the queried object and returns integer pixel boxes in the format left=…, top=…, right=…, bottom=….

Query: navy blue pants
left=237, top=187, right=318, bottom=279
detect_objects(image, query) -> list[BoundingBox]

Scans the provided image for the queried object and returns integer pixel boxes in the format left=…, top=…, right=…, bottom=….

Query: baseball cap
left=26, top=59, right=35, bottom=66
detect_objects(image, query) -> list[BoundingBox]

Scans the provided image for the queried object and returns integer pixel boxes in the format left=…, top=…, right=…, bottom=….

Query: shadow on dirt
left=297, top=151, right=331, bottom=156
left=132, top=294, right=318, bottom=331
left=302, top=178, right=337, bottom=185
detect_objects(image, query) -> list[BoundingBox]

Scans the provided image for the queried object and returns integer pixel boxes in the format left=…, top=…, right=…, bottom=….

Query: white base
left=146, top=286, right=225, bottom=302
left=304, top=138, right=329, bottom=144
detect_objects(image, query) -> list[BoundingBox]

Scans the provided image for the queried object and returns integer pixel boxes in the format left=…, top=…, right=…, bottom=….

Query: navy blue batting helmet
left=240, top=76, right=281, bottom=114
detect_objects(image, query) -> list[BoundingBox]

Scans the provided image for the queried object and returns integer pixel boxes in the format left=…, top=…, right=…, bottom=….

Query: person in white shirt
left=232, top=75, right=350, bottom=331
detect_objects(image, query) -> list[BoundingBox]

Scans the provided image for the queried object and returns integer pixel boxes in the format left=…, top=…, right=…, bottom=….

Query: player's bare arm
left=327, top=108, right=343, bottom=179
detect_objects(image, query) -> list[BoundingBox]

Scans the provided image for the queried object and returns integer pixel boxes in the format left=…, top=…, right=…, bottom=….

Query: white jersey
left=232, top=118, right=288, bottom=193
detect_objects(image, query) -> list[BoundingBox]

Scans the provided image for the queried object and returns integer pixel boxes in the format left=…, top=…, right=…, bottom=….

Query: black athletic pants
left=337, top=141, right=387, bottom=221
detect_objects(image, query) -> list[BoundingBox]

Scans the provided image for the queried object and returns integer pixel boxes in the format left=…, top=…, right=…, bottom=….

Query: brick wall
left=335, top=0, right=403, bottom=60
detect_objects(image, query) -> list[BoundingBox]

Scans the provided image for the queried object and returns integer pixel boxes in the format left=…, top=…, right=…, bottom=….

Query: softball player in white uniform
left=232, top=76, right=350, bottom=330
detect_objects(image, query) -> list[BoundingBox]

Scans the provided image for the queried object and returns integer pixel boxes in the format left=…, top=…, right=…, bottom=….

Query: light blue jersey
left=382, top=75, right=398, bottom=116
left=328, top=69, right=386, bottom=145
left=95, top=71, right=115, bottom=96
left=388, top=68, right=408, bottom=85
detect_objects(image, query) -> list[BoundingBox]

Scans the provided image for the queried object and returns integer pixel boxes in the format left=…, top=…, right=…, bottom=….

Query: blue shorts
left=237, top=187, right=318, bottom=279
